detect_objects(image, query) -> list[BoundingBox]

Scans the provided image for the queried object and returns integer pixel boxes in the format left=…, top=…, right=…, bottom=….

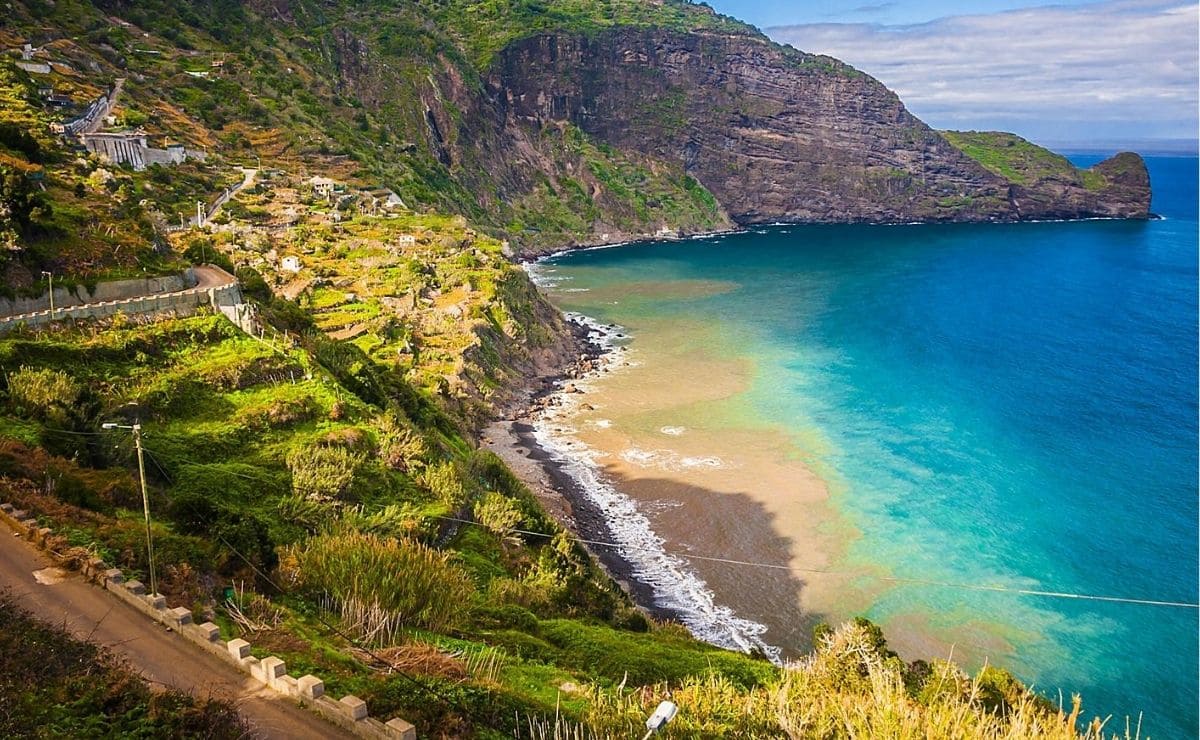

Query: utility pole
left=41, top=270, right=54, bottom=318
left=102, top=421, right=157, bottom=596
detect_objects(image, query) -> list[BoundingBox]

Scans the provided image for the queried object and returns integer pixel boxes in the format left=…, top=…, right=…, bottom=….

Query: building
left=363, top=187, right=407, bottom=211
left=281, top=256, right=302, bottom=273
left=15, top=60, right=51, bottom=75
left=308, top=176, right=336, bottom=198
left=80, top=132, right=204, bottom=171
left=395, top=234, right=416, bottom=247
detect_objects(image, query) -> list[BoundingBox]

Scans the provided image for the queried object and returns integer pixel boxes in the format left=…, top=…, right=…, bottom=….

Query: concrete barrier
left=0, top=270, right=196, bottom=317
left=0, top=269, right=252, bottom=336
left=0, top=500, right=416, bottom=740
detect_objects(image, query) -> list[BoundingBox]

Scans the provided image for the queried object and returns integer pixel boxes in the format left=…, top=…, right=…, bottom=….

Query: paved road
left=0, top=528, right=351, bottom=739
left=79, top=77, right=125, bottom=135
left=203, top=167, right=258, bottom=224
left=0, top=264, right=238, bottom=328
left=192, top=263, right=238, bottom=289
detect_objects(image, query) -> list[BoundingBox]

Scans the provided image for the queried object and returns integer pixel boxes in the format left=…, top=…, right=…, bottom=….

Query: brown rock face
left=489, top=29, right=1151, bottom=224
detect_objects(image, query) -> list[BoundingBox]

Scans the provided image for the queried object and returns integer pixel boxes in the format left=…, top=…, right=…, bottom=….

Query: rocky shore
left=482, top=314, right=687, bottom=624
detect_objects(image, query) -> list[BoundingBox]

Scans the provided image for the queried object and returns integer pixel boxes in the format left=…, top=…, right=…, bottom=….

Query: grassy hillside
left=0, top=316, right=1124, bottom=736
left=3, top=0, right=732, bottom=260
left=942, top=131, right=1107, bottom=190
left=0, top=1, right=1145, bottom=736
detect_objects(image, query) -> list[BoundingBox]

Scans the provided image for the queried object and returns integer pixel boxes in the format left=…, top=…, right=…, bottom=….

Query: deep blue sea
left=540, top=156, right=1199, bottom=736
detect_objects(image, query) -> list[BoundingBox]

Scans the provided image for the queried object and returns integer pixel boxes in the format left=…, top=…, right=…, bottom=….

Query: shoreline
left=481, top=316, right=686, bottom=625
left=512, top=212, right=1161, bottom=261
left=482, top=269, right=803, bottom=658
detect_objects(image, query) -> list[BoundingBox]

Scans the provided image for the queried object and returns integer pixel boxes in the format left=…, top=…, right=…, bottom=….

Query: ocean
left=528, top=155, right=1199, bottom=737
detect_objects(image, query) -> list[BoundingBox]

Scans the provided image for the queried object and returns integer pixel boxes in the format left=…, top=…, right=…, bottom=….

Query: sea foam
left=530, top=311, right=778, bottom=660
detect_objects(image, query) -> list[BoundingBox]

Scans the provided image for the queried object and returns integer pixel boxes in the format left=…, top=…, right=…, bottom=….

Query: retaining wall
left=0, top=269, right=196, bottom=317
left=0, top=274, right=250, bottom=335
left=0, top=501, right=416, bottom=740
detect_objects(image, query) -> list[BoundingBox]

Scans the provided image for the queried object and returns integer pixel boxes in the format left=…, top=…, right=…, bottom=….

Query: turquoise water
left=540, top=156, right=1198, bottom=736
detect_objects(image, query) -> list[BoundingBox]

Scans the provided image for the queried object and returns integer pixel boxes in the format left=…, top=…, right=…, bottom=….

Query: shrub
left=421, top=460, right=469, bottom=508
left=282, top=532, right=474, bottom=644
left=287, top=443, right=366, bottom=501
left=474, top=491, right=522, bottom=541
left=8, top=366, right=81, bottom=424
left=777, top=621, right=1104, bottom=739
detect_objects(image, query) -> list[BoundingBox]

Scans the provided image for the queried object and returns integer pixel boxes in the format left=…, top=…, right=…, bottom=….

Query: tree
left=0, top=166, right=50, bottom=250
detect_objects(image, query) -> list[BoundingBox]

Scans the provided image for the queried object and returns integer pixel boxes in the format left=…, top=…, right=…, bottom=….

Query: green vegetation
left=0, top=594, right=249, bottom=738
left=0, top=313, right=686, bottom=734
left=284, top=531, right=476, bottom=641
left=942, top=130, right=1109, bottom=191
left=2, top=0, right=733, bottom=256
left=415, top=0, right=753, bottom=70
left=0, top=313, right=1137, bottom=737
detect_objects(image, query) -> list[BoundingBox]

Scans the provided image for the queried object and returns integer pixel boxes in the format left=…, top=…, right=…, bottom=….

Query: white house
left=396, top=234, right=416, bottom=247
left=308, top=176, right=336, bottom=199
left=367, top=188, right=407, bottom=210
left=281, top=255, right=302, bottom=273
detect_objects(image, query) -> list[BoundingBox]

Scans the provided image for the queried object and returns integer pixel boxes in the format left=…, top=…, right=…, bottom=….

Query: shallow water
left=532, top=156, right=1199, bottom=737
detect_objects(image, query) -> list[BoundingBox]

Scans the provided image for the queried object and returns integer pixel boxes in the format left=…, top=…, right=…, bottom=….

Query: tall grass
left=538, top=621, right=1138, bottom=739
left=776, top=622, right=1126, bottom=739
left=282, top=532, right=473, bottom=644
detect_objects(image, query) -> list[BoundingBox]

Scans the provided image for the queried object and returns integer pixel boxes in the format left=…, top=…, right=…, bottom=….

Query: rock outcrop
left=489, top=28, right=1150, bottom=226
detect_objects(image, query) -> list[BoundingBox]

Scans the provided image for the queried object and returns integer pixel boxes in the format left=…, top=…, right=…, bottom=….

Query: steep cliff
left=5, top=0, right=1152, bottom=262
left=489, top=28, right=1151, bottom=230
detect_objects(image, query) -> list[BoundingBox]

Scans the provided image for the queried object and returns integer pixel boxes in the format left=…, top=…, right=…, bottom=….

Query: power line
left=136, top=440, right=1199, bottom=610
left=430, top=516, right=1200, bottom=611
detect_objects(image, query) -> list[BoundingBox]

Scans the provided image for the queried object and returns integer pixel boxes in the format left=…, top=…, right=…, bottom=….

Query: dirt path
left=0, top=529, right=352, bottom=739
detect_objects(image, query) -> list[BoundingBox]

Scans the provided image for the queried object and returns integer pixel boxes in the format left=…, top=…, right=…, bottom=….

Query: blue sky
left=705, top=0, right=1198, bottom=147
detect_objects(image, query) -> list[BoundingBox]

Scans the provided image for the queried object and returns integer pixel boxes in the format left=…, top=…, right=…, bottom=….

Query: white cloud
left=767, top=0, right=1198, bottom=143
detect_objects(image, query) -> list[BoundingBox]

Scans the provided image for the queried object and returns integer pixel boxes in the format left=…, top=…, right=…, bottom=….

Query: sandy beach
left=483, top=307, right=866, bottom=658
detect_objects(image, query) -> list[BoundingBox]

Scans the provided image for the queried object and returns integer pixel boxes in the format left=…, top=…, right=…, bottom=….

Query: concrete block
left=195, top=622, right=220, bottom=641
left=124, top=580, right=146, bottom=595
left=145, top=594, right=166, bottom=610
left=275, top=674, right=299, bottom=696
left=297, top=675, right=325, bottom=699
left=1, top=502, right=13, bottom=513
left=21, top=518, right=37, bottom=532
left=11, top=509, right=26, bottom=520
left=227, top=638, right=251, bottom=660
left=339, top=695, right=368, bottom=721
left=248, top=657, right=265, bottom=682
left=168, top=606, right=193, bottom=625
left=103, top=569, right=124, bottom=584
left=385, top=718, right=418, bottom=740
left=85, top=557, right=106, bottom=577
left=260, top=656, right=286, bottom=680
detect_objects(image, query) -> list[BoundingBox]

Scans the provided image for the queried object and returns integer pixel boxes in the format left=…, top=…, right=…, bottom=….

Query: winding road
left=0, top=513, right=349, bottom=737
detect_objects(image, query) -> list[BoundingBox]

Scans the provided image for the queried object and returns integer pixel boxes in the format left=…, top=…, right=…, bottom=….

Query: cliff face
left=13, top=0, right=1149, bottom=263
left=489, top=29, right=1151, bottom=226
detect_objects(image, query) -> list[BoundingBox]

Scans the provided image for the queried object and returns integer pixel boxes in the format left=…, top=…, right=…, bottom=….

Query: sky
left=704, top=0, right=1199, bottom=149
